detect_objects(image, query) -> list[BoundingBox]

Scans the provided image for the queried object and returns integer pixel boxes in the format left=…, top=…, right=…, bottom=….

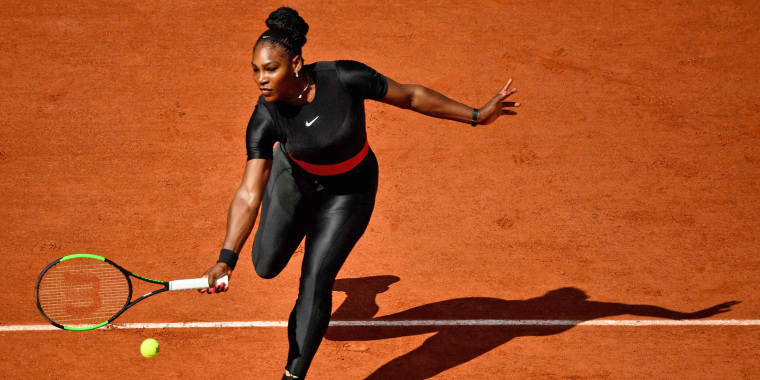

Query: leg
left=251, top=146, right=312, bottom=279
left=285, top=187, right=377, bottom=378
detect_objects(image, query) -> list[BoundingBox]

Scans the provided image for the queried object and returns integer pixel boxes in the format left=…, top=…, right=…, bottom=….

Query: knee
left=251, top=246, right=282, bottom=280
left=254, top=263, right=280, bottom=280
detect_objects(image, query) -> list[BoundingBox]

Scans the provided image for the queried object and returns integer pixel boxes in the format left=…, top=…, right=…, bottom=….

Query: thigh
left=251, top=146, right=313, bottom=278
left=301, top=187, right=377, bottom=283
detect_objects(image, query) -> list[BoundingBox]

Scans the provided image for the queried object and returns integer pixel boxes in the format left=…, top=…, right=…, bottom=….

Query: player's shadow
left=325, top=275, right=739, bottom=380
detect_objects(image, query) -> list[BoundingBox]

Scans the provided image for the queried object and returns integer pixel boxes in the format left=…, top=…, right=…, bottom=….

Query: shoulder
left=248, top=96, right=276, bottom=129
left=311, top=61, right=337, bottom=72
left=252, top=95, right=275, bottom=119
left=333, top=60, right=386, bottom=82
left=334, top=60, right=376, bottom=74
left=310, top=60, right=378, bottom=75
left=245, top=96, right=280, bottom=160
left=331, top=60, right=388, bottom=101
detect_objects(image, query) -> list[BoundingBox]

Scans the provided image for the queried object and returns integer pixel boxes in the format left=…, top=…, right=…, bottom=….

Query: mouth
left=260, top=88, right=273, bottom=95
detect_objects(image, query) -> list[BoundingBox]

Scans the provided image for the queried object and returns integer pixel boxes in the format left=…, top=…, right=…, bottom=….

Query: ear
left=291, top=54, right=303, bottom=73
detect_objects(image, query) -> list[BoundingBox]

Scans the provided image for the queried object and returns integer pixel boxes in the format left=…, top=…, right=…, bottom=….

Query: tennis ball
left=140, top=338, right=160, bottom=358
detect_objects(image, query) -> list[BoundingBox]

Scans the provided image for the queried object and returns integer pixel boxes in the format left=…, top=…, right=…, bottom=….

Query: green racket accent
left=63, top=321, right=108, bottom=331
left=59, top=253, right=106, bottom=262
left=131, top=273, right=163, bottom=284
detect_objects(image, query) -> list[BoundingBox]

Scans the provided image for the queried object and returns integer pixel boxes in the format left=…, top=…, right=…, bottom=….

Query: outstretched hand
left=198, top=262, right=232, bottom=294
left=687, top=300, right=741, bottom=319
left=477, top=79, right=520, bottom=126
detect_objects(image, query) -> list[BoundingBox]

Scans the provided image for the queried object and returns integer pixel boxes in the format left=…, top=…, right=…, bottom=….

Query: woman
left=199, top=7, right=519, bottom=379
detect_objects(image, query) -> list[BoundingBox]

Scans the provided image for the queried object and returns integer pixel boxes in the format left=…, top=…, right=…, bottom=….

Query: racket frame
left=35, top=253, right=190, bottom=331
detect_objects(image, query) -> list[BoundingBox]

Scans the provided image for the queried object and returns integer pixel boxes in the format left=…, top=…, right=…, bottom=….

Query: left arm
left=380, top=77, right=520, bottom=126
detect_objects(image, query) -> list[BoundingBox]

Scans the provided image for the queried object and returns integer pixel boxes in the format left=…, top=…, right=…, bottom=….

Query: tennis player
left=199, top=7, right=519, bottom=379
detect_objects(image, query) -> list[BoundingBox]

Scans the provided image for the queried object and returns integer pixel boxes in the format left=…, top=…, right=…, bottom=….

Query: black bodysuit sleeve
left=335, top=60, right=389, bottom=101
left=245, top=99, right=279, bottom=160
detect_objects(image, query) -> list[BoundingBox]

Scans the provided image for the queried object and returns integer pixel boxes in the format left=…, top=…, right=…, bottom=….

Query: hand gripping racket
left=35, top=253, right=228, bottom=331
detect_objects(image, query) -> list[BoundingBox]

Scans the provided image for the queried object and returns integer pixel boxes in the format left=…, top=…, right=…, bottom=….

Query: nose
left=254, top=72, right=267, bottom=85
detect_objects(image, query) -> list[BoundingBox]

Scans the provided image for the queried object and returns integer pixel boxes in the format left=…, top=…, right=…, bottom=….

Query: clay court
left=2, top=0, right=759, bottom=378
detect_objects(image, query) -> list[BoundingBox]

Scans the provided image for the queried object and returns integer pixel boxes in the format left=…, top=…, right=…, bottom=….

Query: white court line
left=2, top=319, right=760, bottom=331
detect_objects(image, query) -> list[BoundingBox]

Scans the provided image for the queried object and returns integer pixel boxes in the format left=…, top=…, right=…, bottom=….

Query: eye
left=267, top=67, right=277, bottom=72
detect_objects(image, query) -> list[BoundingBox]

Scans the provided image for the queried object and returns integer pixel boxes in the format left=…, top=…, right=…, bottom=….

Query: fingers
left=199, top=268, right=231, bottom=294
left=502, top=109, right=518, bottom=116
left=206, top=282, right=228, bottom=294
left=696, top=300, right=741, bottom=316
left=213, top=275, right=227, bottom=293
left=198, top=274, right=210, bottom=294
left=499, top=79, right=517, bottom=97
left=501, top=87, right=517, bottom=98
left=215, top=281, right=228, bottom=293
left=207, top=274, right=224, bottom=294
left=202, top=283, right=225, bottom=294
left=714, top=300, right=741, bottom=312
left=205, top=275, right=231, bottom=294
left=499, top=78, right=512, bottom=94
left=502, top=101, right=520, bottom=107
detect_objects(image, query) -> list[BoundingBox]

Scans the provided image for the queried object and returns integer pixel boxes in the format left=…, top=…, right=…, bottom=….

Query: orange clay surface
left=2, top=1, right=760, bottom=379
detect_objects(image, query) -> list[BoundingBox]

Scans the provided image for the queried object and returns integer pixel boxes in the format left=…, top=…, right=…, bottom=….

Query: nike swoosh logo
left=305, top=116, right=319, bottom=127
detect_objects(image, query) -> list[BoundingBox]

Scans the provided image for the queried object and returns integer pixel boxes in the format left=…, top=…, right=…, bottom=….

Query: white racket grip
left=168, top=275, right=229, bottom=291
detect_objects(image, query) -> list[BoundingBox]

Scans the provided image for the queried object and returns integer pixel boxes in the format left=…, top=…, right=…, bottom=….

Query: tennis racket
left=35, top=253, right=228, bottom=331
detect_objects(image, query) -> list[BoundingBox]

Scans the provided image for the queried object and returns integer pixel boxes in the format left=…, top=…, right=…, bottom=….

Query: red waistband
left=288, top=140, right=370, bottom=176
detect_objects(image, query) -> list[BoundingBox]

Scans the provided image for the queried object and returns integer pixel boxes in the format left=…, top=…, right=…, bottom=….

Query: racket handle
left=169, top=275, right=229, bottom=291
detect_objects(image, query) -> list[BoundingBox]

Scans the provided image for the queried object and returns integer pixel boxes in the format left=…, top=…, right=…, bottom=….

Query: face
left=251, top=42, right=302, bottom=102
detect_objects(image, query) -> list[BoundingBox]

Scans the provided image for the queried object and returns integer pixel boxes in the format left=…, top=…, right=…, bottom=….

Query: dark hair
left=256, top=7, right=309, bottom=55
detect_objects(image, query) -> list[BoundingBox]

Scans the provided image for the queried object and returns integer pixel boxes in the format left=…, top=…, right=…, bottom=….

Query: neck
left=284, top=71, right=311, bottom=105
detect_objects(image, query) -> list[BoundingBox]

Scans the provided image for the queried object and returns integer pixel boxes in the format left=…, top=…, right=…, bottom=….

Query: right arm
left=222, top=158, right=272, bottom=253
left=199, top=158, right=272, bottom=293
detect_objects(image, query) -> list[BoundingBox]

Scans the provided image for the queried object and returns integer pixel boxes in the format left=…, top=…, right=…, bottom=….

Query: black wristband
left=217, top=248, right=238, bottom=270
left=471, top=108, right=479, bottom=126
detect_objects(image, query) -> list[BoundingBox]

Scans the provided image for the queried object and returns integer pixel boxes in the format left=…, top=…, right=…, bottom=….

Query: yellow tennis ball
left=140, top=338, right=160, bottom=358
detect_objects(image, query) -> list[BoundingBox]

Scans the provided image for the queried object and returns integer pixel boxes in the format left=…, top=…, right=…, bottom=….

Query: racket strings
left=37, top=259, right=130, bottom=326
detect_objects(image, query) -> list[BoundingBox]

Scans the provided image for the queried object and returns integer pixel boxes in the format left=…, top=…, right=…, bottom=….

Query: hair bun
left=265, top=7, right=309, bottom=49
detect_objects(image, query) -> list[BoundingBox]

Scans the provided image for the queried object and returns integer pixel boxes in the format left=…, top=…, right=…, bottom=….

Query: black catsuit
left=245, top=60, right=388, bottom=378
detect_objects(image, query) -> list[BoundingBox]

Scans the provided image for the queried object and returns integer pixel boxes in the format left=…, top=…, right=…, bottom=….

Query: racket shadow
left=326, top=276, right=739, bottom=380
